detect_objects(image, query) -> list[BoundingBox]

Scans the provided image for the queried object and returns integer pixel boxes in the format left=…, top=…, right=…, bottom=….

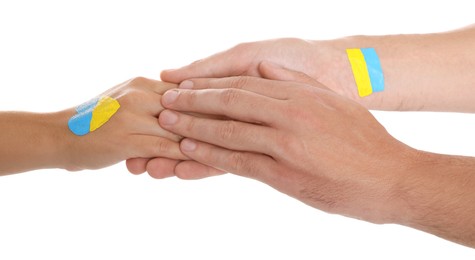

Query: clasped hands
left=46, top=30, right=475, bottom=247
left=123, top=59, right=413, bottom=225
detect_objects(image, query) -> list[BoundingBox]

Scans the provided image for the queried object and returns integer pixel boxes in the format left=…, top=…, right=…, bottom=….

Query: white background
left=0, top=0, right=474, bottom=259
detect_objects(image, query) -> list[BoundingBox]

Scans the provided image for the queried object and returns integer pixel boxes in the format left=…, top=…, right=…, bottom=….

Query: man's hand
left=133, top=60, right=350, bottom=179
left=133, top=25, right=475, bottom=179
left=157, top=63, right=418, bottom=224
left=161, top=26, right=475, bottom=113
left=131, top=63, right=475, bottom=248
left=161, top=38, right=360, bottom=103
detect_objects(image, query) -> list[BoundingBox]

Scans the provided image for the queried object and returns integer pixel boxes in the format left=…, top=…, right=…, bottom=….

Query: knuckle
left=232, top=42, right=254, bottom=53
left=171, top=89, right=197, bottom=108
left=119, top=89, right=143, bottom=106
left=128, top=76, right=150, bottom=86
left=184, top=90, right=198, bottom=107
left=185, top=116, right=197, bottom=132
left=154, top=138, right=171, bottom=155
left=227, top=152, right=260, bottom=178
left=231, top=43, right=246, bottom=53
left=217, top=120, right=237, bottom=140
left=227, top=76, right=249, bottom=90
left=229, top=152, right=247, bottom=173
left=220, top=88, right=241, bottom=106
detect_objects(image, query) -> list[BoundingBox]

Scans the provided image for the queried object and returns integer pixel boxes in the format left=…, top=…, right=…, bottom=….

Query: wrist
left=313, top=34, right=439, bottom=111
left=324, top=29, right=475, bottom=112
left=308, top=38, right=391, bottom=110
left=307, top=40, right=357, bottom=97
left=383, top=149, right=432, bottom=225
left=360, top=144, right=425, bottom=225
left=44, top=109, right=78, bottom=171
left=390, top=151, right=475, bottom=246
left=391, top=151, right=470, bottom=225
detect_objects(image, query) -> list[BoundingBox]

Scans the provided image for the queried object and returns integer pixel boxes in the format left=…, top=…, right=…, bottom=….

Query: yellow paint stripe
left=90, top=96, right=120, bottom=132
left=346, top=48, right=373, bottom=97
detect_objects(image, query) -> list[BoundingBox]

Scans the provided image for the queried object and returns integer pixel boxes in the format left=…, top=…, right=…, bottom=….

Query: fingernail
left=160, top=110, right=178, bottom=125
left=179, top=80, right=194, bottom=89
left=162, top=90, right=179, bottom=106
left=181, top=139, right=197, bottom=152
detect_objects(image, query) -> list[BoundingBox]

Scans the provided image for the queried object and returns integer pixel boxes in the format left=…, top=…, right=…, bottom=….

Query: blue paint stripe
left=68, top=111, right=93, bottom=136
left=361, top=48, right=384, bottom=92
left=68, top=98, right=98, bottom=136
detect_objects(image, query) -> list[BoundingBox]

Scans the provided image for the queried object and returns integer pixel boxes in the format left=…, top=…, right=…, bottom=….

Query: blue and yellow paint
left=68, top=96, right=120, bottom=136
left=346, top=48, right=384, bottom=97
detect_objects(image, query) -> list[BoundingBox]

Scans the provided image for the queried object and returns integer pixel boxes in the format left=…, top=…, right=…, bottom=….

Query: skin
left=0, top=77, right=185, bottom=175
left=125, top=25, right=475, bottom=246
left=129, top=24, right=475, bottom=177
left=157, top=64, right=475, bottom=247
left=160, top=24, right=475, bottom=112
left=2, top=24, right=474, bottom=247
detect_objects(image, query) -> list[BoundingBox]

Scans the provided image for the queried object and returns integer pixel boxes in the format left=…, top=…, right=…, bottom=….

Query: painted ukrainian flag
left=68, top=96, right=121, bottom=136
left=346, top=48, right=384, bottom=97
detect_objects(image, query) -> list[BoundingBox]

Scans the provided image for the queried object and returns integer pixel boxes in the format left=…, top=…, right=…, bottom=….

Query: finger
left=117, top=85, right=165, bottom=117
left=121, top=93, right=164, bottom=118
left=259, top=61, right=346, bottom=111
left=126, top=158, right=149, bottom=175
left=160, top=46, right=252, bottom=83
left=178, top=76, right=292, bottom=100
left=161, top=88, right=283, bottom=125
left=174, top=161, right=226, bottom=180
left=258, top=61, right=330, bottom=91
left=180, top=138, right=277, bottom=184
left=159, top=110, right=278, bottom=155
left=146, top=157, right=180, bottom=179
left=133, top=136, right=188, bottom=160
left=127, top=78, right=177, bottom=119
left=143, top=93, right=165, bottom=117
left=127, top=113, right=182, bottom=142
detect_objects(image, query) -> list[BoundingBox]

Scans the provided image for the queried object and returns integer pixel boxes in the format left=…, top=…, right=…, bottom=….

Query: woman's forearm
left=0, top=111, right=68, bottom=175
left=0, top=77, right=188, bottom=176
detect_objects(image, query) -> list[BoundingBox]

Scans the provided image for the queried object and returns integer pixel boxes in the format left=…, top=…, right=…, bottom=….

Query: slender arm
left=0, top=111, right=68, bottom=175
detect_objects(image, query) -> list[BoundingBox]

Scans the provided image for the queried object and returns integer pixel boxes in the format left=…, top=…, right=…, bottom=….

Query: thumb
left=258, top=61, right=330, bottom=90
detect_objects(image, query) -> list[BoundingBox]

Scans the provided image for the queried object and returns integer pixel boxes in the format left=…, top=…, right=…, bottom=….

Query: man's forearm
left=315, top=25, right=475, bottom=112
left=394, top=152, right=475, bottom=247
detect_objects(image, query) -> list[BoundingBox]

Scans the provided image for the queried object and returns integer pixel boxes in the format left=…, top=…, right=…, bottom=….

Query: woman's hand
left=50, top=77, right=188, bottom=172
